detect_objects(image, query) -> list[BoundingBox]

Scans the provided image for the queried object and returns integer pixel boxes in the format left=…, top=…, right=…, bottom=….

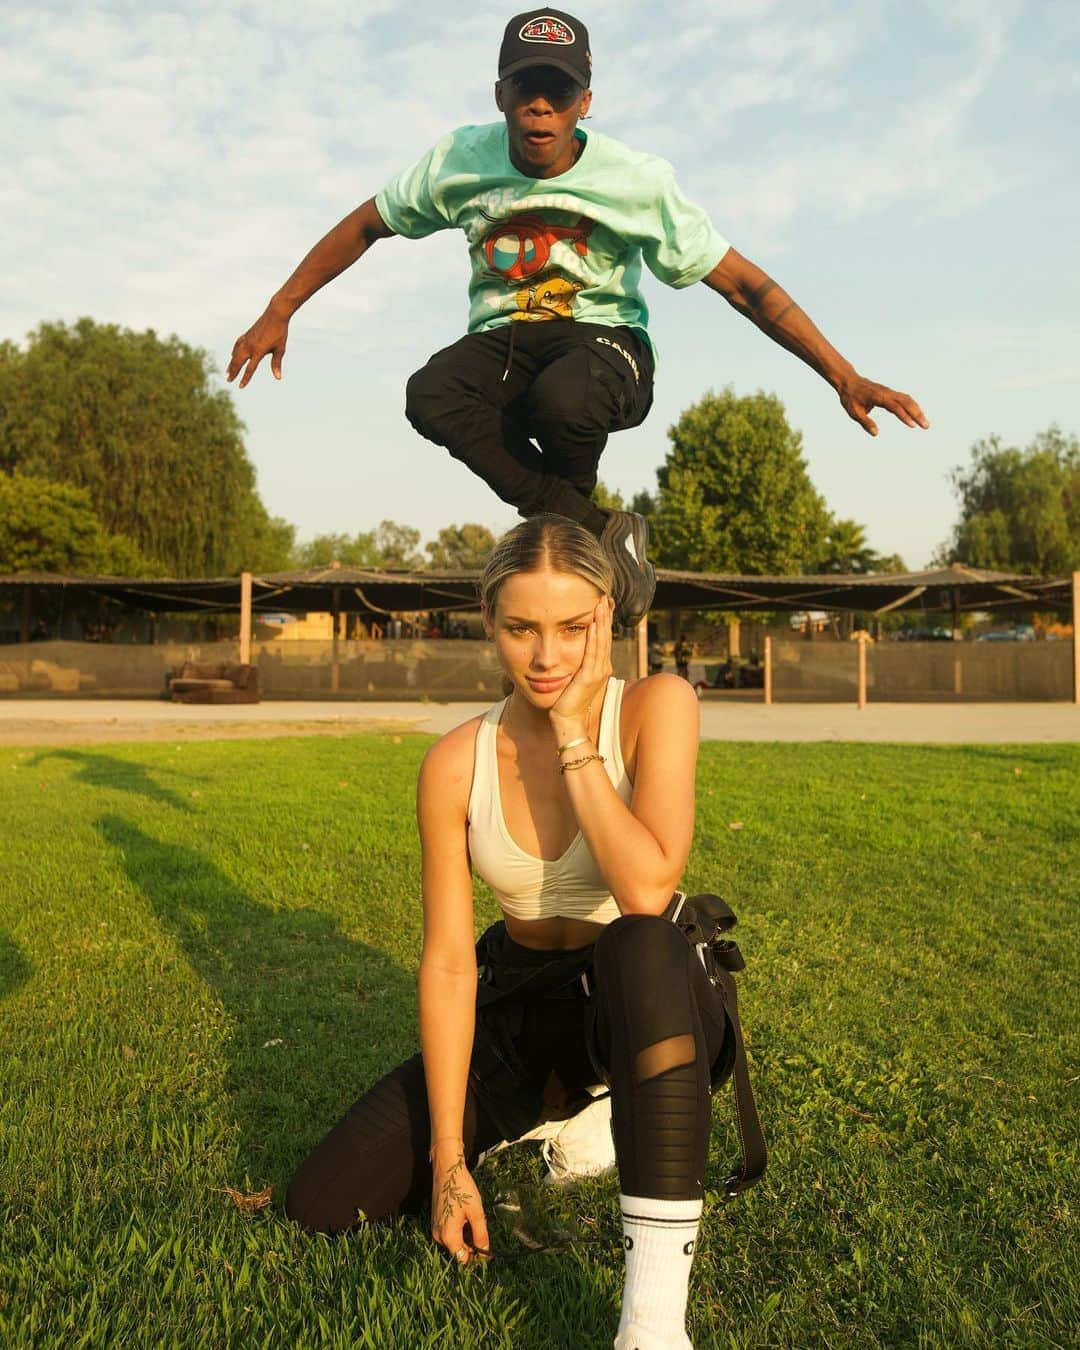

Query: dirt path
left=1, top=698, right=1077, bottom=747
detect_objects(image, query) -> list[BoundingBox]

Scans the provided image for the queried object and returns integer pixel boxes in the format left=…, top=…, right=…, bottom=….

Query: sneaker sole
left=611, top=516, right=656, bottom=627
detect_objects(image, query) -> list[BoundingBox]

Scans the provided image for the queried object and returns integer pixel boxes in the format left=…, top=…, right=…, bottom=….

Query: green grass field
left=0, top=733, right=1076, bottom=1348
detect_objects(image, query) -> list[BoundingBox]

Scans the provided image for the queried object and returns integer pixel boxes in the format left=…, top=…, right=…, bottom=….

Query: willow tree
left=938, top=428, right=1080, bottom=575
left=0, top=319, right=292, bottom=576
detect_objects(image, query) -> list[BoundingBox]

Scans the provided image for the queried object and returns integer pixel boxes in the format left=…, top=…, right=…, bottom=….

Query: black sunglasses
left=506, top=70, right=583, bottom=104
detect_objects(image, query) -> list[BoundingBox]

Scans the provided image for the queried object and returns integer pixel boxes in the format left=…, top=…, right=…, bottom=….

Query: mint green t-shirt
left=375, top=123, right=729, bottom=343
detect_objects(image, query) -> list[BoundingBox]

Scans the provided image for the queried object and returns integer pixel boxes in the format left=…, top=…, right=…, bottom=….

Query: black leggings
left=404, top=321, right=654, bottom=531
left=286, top=916, right=728, bottom=1234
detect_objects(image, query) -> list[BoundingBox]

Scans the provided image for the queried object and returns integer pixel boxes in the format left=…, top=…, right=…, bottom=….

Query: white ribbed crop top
left=467, top=677, right=632, bottom=925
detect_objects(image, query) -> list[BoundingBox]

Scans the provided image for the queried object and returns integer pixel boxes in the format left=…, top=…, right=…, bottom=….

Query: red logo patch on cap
left=520, top=16, right=575, bottom=44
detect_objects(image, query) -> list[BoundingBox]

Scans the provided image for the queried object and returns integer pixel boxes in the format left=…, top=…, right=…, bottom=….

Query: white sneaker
left=476, top=1091, right=615, bottom=1185
left=541, top=1094, right=616, bottom=1185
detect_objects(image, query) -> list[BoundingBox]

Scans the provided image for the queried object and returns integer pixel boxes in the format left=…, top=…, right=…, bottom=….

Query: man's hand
left=227, top=306, right=290, bottom=388
left=836, top=374, right=929, bottom=437
left=225, top=198, right=393, bottom=390
left=704, top=249, right=929, bottom=436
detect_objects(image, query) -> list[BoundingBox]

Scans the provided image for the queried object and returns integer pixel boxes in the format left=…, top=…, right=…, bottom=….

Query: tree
left=591, top=480, right=625, bottom=513
left=814, top=518, right=907, bottom=574
left=248, top=515, right=297, bottom=573
left=425, top=523, right=496, bottom=569
left=373, top=520, right=424, bottom=569
left=293, top=531, right=381, bottom=569
left=291, top=520, right=424, bottom=570
left=650, top=388, right=830, bottom=574
left=936, top=427, right=1080, bottom=574
left=0, top=473, right=159, bottom=576
left=0, top=318, right=286, bottom=576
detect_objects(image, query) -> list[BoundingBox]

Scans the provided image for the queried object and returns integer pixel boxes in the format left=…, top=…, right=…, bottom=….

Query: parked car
left=975, top=627, right=1035, bottom=642
left=893, top=627, right=954, bottom=641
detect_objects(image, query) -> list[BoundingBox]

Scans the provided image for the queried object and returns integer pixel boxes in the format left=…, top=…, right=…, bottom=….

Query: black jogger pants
left=285, top=914, right=728, bottom=1235
left=404, top=321, right=654, bottom=529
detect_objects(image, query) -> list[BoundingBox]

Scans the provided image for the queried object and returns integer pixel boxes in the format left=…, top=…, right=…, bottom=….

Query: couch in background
left=168, top=661, right=260, bottom=704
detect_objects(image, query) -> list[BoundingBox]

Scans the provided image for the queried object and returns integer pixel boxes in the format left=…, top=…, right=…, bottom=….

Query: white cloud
left=1001, top=366, right=1080, bottom=391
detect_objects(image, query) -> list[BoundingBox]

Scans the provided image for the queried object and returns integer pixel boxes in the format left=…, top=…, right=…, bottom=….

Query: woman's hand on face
left=430, top=1146, right=489, bottom=1265
left=550, top=596, right=615, bottom=732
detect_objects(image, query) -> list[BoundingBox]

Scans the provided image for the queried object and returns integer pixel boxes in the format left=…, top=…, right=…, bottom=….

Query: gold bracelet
left=428, top=1135, right=465, bottom=1162
left=559, top=753, right=606, bottom=774
left=555, top=735, right=590, bottom=758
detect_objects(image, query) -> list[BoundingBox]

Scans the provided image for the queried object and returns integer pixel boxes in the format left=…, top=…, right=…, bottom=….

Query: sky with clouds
left=5, top=0, right=1078, bottom=567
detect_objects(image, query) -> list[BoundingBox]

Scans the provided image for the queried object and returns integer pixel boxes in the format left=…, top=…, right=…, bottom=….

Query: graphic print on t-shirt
left=480, top=209, right=595, bottom=320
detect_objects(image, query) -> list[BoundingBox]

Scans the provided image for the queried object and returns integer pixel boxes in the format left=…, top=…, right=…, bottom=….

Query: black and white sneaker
left=599, top=510, right=656, bottom=628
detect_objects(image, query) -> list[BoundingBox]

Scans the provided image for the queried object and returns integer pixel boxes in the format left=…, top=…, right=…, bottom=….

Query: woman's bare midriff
left=504, top=912, right=607, bottom=951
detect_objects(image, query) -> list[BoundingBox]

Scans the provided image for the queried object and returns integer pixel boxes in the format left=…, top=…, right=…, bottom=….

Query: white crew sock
left=614, top=1193, right=702, bottom=1349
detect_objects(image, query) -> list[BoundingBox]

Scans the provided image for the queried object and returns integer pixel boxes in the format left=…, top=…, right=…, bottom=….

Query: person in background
left=674, top=634, right=692, bottom=682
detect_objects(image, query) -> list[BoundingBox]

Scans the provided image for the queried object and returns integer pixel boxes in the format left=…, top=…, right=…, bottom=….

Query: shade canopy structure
left=0, top=564, right=1072, bottom=617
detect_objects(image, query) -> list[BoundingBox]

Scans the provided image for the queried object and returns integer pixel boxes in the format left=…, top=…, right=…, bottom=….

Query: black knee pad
left=594, top=913, right=692, bottom=994
left=593, top=915, right=699, bottom=1063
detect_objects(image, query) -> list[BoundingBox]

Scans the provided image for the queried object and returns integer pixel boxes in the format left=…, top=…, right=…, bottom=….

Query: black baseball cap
left=498, top=9, right=592, bottom=88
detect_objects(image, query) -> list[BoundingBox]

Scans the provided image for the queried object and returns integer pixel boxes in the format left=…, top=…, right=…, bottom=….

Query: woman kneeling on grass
left=286, top=515, right=743, bottom=1349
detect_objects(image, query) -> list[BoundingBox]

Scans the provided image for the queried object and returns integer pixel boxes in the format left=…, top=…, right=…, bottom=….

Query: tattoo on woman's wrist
left=438, top=1153, right=469, bottom=1226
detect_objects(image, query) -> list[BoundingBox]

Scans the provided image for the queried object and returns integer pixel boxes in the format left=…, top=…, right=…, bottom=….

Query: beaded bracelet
left=559, top=752, right=606, bottom=774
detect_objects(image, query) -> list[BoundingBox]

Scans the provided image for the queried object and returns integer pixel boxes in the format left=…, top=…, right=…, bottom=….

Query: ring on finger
left=454, top=1245, right=467, bottom=1261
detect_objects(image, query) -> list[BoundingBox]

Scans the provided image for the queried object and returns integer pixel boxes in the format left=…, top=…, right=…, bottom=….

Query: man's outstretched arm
left=703, top=247, right=928, bottom=436
left=227, top=198, right=395, bottom=388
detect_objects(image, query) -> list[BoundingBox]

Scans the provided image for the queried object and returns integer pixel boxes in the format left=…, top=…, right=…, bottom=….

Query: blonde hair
left=478, top=515, right=613, bottom=616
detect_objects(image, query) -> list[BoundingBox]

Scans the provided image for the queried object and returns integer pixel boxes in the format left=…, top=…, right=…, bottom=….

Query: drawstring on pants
left=501, top=321, right=518, bottom=382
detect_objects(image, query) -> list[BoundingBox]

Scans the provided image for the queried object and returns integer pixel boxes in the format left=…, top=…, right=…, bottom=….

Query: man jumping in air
left=228, top=8, right=928, bottom=626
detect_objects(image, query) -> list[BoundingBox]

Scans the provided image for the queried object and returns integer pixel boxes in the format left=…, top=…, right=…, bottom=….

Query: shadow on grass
left=93, top=816, right=617, bottom=1341
left=28, top=748, right=204, bottom=813
left=0, top=929, right=31, bottom=1001
left=94, top=813, right=419, bottom=1190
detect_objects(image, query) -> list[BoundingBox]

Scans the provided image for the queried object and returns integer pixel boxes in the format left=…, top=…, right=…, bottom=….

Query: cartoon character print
left=512, top=272, right=581, bottom=320
left=480, top=210, right=594, bottom=319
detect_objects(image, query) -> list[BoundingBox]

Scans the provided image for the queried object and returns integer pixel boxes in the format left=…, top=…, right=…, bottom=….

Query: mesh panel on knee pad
left=634, top=1034, right=697, bottom=1085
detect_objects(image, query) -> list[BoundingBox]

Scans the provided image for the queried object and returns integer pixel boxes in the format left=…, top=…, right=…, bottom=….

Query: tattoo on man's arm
left=770, top=301, right=799, bottom=327
left=745, top=276, right=779, bottom=310
left=438, top=1153, right=470, bottom=1226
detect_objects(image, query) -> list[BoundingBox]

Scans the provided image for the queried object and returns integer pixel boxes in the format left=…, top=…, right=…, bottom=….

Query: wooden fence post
left=727, top=618, right=741, bottom=660
left=764, top=634, right=773, bottom=705
left=1072, top=571, right=1080, bottom=705
left=239, top=572, right=252, bottom=666
left=636, top=615, right=648, bottom=679
left=331, top=586, right=341, bottom=694
left=856, top=632, right=868, bottom=710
